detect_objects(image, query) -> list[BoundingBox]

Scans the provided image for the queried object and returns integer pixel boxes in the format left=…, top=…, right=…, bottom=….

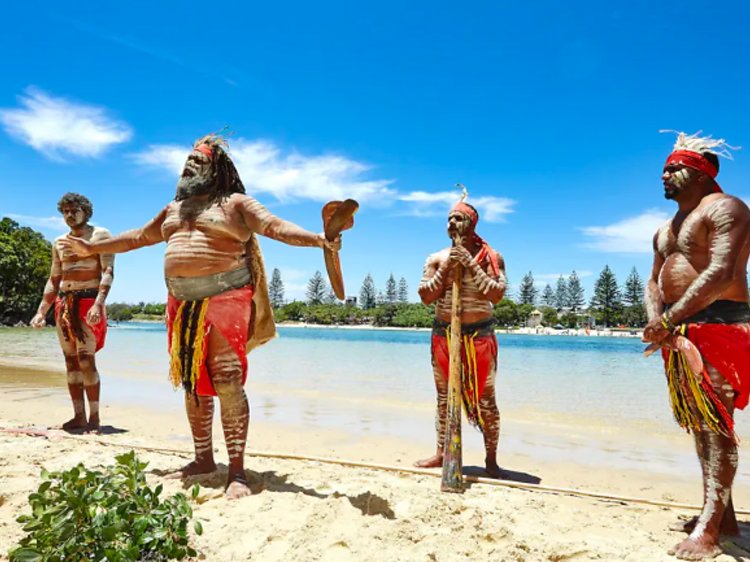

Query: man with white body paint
left=63, top=132, right=341, bottom=500
left=31, top=193, right=114, bottom=435
left=644, top=132, right=750, bottom=560
left=414, top=196, right=507, bottom=478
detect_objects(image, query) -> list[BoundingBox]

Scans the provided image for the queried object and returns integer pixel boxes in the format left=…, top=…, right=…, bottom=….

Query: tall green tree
left=268, top=268, right=285, bottom=308
left=540, top=284, right=555, bottom=307
left=623, top=267, right=644, bottom=307
left=398, top=277, right=409, bottom=303
left=385, top=273, right=398, bottom=303
left=591, top=265, right=621, bottom=327
left=518, top=272, right=538, bottom=305
left=359, top=274, right=377, bottom=310
left=622, top=267, right=646, bottom=326
left=554, top=276, right=568, bottom=311
left=0, top=218, right=53, bottom=324
left=566, top=271, right=585, bottom=312
left=306, top=271, right=327, bottom=305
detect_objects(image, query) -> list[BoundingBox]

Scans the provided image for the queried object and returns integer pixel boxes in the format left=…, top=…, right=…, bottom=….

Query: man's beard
left=664, top=185, right=679, bottom=200
left=175, top=173, right=215, bottom=201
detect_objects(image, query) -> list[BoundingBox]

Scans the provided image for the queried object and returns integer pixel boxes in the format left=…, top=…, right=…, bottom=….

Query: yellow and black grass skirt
left=665, top=327, right=736, bottom=442
left=169, top=299, right=210, bottom=403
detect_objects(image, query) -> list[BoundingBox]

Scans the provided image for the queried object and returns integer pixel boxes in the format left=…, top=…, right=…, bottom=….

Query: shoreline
left=3, top=322, right=644, bottom=338
left=274, top=322, right=644, bottom=338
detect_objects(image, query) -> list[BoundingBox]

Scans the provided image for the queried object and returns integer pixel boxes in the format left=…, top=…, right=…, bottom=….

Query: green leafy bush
left=9, top=451, right=202, bottom=562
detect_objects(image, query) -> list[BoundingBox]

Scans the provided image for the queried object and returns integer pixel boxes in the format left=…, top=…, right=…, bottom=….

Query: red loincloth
left=432, top=330, right=498, bottom=430
left=662, top=323, right=750, bottom=410
left=166, top=285, right=254, bottom=397
left=55, top=295, right=107, bottom=352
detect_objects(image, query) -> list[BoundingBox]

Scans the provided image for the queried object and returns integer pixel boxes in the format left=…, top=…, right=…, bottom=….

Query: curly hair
left=190, top=130, right=246, bottom=201
left=57, top=192, right=93, bottom=220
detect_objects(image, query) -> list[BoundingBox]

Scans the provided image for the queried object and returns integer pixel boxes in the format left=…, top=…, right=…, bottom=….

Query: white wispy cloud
left=135, top=139, right=396, bottom=203
left=397, top=191, right=515, bottom=223
left=5, top=214, right=67, bottom=231
left=580, top=209, right=669, bottom=253
left=136, top=140, right=515, bottom=221
left=0, top=88, right=132, bottom=160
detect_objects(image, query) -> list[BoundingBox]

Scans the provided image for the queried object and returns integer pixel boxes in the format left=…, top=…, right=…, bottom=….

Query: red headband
left=194, top=144, right=214, bottom=160
left=665, top=150, right=722, bottom=193
left=451, top=202, right=478, bottom=226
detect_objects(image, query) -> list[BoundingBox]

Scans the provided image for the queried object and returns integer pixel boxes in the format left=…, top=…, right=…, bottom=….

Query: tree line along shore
left=1, top=217, right=658, bottom=330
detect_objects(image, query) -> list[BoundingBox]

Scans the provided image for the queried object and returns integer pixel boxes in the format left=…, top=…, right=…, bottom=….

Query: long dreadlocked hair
left=189, top=128, right=246, bottom=201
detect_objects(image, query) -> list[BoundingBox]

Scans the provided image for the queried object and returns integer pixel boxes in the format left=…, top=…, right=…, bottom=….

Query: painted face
left=175, top=150, right=215, bottom=200
left=661, top=163, right=701, bottom=200
left=60, top=203, right=86, bottom=229
left=447, top=211, right=473, bottom=239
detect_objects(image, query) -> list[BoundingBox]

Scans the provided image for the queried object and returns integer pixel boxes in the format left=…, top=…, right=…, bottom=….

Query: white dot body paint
left=89, top=401, right=99, bottom=417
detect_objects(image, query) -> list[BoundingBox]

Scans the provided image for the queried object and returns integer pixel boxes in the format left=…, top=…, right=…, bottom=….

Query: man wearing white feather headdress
left=644, top=131, right=750, bottom=559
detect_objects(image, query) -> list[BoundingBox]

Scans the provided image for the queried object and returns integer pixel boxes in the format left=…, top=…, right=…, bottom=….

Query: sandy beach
left=2, top=359, right=750, bottom=561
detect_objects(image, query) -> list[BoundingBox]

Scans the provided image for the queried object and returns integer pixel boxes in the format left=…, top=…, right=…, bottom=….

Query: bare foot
left=165, top=459, right=217, bottom=480
left=670, top=515, right=739, bottom=537
left=485, top=460, right=506, bottom=479
left=84, top=416, right=101, bottom=435
left=61, top=416, right=88, bottom=432
left=225, top=472, right=252, bottom=500
left=414, top=453, right=442, bottom=469
left=669, top=536, right=723, bottom=560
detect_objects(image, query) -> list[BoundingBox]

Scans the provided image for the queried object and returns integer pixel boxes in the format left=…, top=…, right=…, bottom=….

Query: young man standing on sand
left=414, top=192, right=507, bottom=478
left=644, top=131, right=750, bottom=560
left=64, top=132, right=343, bottom=500
left=31, top=193, right=114, bottom=435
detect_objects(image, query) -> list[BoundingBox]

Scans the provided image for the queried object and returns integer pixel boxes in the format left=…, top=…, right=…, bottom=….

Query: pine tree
left=591, top=266, right=621, bottom=326
left=622, top=267, right=646, bottom=326
left=306, top=271, right=327, bottom=305
left=541, top=284, right=555, bottom=307
left=385, top=274, right=398, bottom=303
left=398, top=277, right=409, bottom=303
left=554, top=276, right=567, bottom=311
left=566, top=271, right=585, bottom=312
left=518, top=272, right=538, bottom=305
left=623, top=267, right=644, bottom=307
left=268, top=268, right=285, bottom=308
left=359, top=274, right=377, bottom=310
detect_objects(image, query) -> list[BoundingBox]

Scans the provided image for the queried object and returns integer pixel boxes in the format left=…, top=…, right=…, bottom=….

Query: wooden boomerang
left=322, top=199, right=359, bottom=300
left=644, top=334, right=704, bottom=376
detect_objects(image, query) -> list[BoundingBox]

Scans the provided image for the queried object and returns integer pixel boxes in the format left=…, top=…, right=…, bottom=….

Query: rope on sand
left=2, top=427, right=747, bottom=515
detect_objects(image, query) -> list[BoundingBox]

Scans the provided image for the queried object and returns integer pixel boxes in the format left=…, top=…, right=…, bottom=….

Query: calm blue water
left=0, top=323, right=673, bottom=431
left=7, top=323, right=750, bottom=477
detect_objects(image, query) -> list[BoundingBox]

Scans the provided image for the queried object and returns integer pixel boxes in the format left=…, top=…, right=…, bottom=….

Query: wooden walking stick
left=441, top=230, right=465, bottom=493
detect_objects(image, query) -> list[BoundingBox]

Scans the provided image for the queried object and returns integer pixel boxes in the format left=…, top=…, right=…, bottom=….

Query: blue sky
left=2, top=1, right=750, bottom=304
